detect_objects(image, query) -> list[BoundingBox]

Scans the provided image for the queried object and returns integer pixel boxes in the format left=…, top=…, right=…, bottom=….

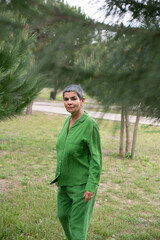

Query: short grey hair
left=63, top=84, right=84, bottom=100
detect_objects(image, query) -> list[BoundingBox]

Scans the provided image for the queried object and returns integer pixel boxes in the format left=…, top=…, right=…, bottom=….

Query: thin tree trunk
left=50, top=80, right=58, bottom=100
left=25, top=102, right=33, bottom=115
left=125, top=107, right=130, bottom=154
left=50, top=88, right=57, bottom=100
left=131, top=111, right=140, bottom=160
left=119, top=107, right=125, bottom=158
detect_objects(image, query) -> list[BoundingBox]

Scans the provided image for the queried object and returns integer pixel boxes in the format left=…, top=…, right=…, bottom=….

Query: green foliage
left=0, top=0, right=93, bottom=119
left=105, top=0, right=160, bottom=26
left=0, top=21, right=42, bottom=120
left=73, top=1, right=160, bottom=119
left=125, top=152, right=132, bottom=159
left=1, top=0, right=160, bottom=121
left=36, top=2, right=95, bottom=92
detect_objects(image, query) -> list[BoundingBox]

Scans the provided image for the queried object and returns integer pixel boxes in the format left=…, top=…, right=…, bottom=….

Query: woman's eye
left=64, top=97, right=77, bottom=101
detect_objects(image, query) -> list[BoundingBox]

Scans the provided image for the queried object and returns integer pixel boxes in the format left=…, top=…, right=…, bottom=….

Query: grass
left=0, top=113, right=160, bottom=240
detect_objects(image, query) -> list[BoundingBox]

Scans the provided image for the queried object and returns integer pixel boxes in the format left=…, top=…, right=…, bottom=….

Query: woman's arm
left=85, top=123, right=102, bottom=194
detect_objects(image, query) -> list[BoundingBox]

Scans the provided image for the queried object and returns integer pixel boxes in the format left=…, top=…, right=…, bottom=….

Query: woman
left=50, top=84, right=102, bottom=240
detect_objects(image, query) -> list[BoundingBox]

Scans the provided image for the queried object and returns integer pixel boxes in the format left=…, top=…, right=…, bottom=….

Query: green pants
left=57, top=184, right=97, bottom=240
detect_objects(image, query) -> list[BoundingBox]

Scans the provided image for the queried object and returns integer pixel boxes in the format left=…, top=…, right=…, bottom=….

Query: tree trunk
left=50, top=80, right=58, bottom=100
left=119, top=107, right=125, bottom=158
left=125, top=107, right=130, bottom=154
left=50, top=89, right=57, bottom=100
left=131, top=111, right=140, bottom=160
left=25, top=102, right=33, bottom=115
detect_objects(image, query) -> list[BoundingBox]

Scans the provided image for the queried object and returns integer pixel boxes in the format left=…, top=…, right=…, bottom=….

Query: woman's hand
left=84, top=191, right=94, bottom=202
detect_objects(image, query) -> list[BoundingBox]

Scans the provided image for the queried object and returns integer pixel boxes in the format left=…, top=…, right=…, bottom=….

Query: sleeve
left=85, top=123, right=102, bottom=194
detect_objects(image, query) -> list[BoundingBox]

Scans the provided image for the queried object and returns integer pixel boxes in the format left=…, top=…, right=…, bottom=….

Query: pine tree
left=0, top=0, right=93, bottom=119
left=0, top=17, right=41, bottom=120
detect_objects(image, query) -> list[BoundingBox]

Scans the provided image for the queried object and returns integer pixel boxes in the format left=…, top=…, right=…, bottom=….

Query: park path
left=33, top=101, right=160, bottom=126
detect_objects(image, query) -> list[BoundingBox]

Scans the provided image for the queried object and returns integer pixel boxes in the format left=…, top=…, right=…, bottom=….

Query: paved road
left=33, top=101, right=160, bottom=126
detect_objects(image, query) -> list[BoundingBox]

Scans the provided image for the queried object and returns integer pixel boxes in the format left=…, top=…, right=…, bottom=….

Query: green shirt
left=50, top=111, right=102, bottom=193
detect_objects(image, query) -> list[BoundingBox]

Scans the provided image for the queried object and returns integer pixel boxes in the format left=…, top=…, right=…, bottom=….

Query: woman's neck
left=71, top=109, right=84, bottom=122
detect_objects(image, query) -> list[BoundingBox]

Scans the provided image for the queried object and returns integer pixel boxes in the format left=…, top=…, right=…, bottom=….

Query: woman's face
left=63, top=91, right=85, bottom=114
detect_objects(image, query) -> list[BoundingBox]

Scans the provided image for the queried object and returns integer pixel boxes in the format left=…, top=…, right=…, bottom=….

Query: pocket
left=69, top=184, right=86, bottom=199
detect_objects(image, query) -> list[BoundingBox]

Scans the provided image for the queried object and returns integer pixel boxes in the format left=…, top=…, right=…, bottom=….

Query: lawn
left=0, top=113, right=160, bottom=240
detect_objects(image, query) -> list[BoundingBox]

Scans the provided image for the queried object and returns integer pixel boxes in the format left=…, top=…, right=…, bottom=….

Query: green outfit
left=51, top=112, right=102, bottom=240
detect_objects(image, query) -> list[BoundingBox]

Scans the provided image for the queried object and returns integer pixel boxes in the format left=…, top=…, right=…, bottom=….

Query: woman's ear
left=81, top=97, right=85, bottom=105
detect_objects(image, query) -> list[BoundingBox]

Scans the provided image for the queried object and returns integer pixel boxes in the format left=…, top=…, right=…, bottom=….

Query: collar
left=67, top=111, right=88, bottom=128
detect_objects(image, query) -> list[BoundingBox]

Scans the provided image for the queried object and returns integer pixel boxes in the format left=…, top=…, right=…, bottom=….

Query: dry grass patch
left=0, top=179, right=19, bottom=194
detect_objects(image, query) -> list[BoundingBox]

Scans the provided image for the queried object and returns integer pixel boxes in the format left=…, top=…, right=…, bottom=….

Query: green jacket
left=50, top=111, right=102, bottom=193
